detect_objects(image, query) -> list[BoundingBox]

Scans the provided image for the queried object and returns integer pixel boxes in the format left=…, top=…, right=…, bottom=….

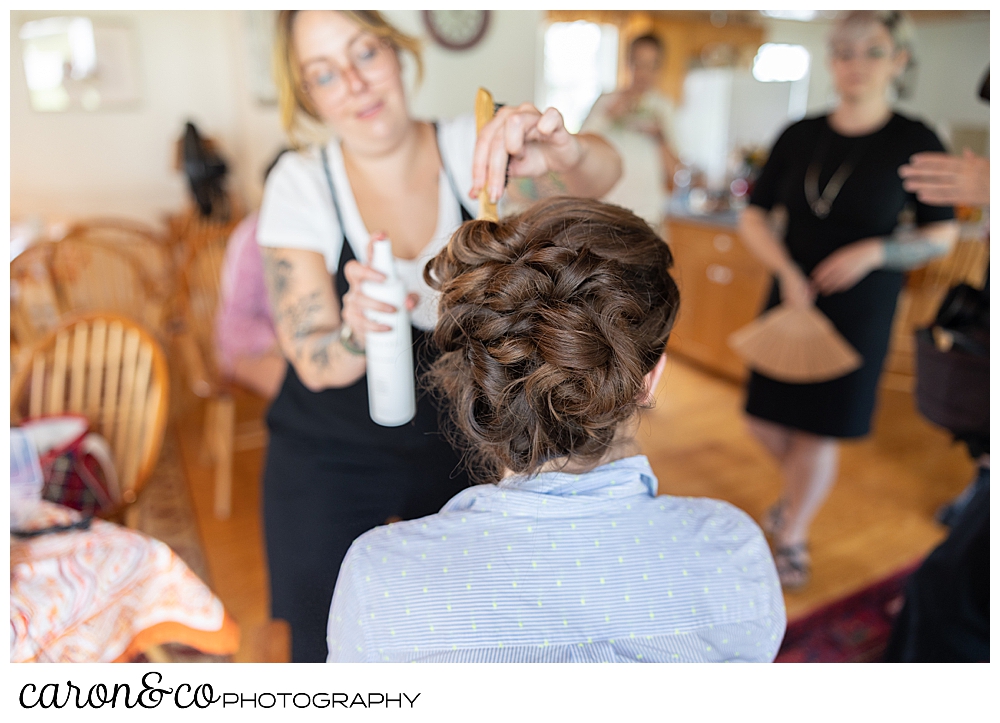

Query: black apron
left=262, top=130, right=473, bottom=662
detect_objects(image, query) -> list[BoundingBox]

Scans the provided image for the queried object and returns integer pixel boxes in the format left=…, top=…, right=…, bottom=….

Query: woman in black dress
left=738, top=11, right=958, bottom=589
left=255, top=11, right=621, bottom=661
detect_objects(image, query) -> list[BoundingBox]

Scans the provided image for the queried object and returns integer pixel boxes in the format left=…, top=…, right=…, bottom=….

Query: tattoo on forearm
left=269, top=287, right=324, bottom=363
left=308, top=331, right=338, bottom=371
left=310, top=344, right=330, bottom=370
left=260, top=250, right=357, bottom=383
left=881, top=230, right=950, bottom=270
left=286, top=292, right=323, bottom=340
left=262, top=250, right=293, bottom=302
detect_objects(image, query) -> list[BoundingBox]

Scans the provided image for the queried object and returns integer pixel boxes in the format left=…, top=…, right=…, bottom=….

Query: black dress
left=263, top=156, right=473, bottom=663
left=745, top=113, right=954, bottom=438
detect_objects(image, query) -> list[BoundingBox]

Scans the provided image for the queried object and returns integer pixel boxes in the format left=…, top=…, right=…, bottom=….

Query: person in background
left=581, top=34, right=680, bottom=229
left=883, top=70, right=989, bottom=663
left=898, top=77, right=990, bottom=520
left=327, top=197, right=785, bottom=663
left=257, top=10, right=621, bottom=662
left=214, top=151, right=290, bottom=400
left=901, top=135, right=990, bottom=527
left=737, top=11, right=959, bottom=589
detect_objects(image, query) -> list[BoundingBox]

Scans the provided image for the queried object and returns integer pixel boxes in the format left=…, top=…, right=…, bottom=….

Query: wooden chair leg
left=233, top=419, right=268, bottom=452
left=200, top=398, right=217, bottom=466
left=235, top=619, right=291, bottom=663
left=144, top=645, right=172, bottom=663
left=124, top=503, right=141, bottom=530
left=213, top=394, right=235, bottom=520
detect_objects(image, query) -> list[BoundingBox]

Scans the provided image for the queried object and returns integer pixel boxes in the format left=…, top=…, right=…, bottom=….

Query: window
left=19, top=16, right=139, bottom=112
left=752, top=43, right=810, bottom=119
left=752, top=43, right=810, bottom=83
left=759, top=10, right=818, bottom=22
left=540, top=21, right=618, bottom=133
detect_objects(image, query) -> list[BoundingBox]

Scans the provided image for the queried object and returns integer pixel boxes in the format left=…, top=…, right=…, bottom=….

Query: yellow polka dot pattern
left=327, top=455, right=785, bottom=662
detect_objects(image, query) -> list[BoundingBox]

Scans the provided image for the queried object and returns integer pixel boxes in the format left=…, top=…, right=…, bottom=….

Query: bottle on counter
left=362, top=239, right=416, bottom=427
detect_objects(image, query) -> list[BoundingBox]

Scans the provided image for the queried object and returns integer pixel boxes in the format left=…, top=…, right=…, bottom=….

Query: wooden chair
left=10, top=314, right=170, bottom=525
left=61, top=219, right=176, bottom=307
left=11, top=236, right=173, bottom=350
left=883, top=238, right=989, bottom=390
left=173, top=211, right=265, bottom=520
left=50, top=239, right=171, bottom=335
left=10, top=243, right=62, bottom=348
left=168, top=192, right=245, bottom=254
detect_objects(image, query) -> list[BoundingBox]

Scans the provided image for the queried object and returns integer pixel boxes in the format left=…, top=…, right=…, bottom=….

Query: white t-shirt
left=582, top=90, right=676, bottom=228
left=257, top=115, right=478, bottom=331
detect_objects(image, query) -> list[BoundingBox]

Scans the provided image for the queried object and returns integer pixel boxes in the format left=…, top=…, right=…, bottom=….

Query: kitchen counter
left=666, top=199, right=741, bottom=229
left=663, top=212, right=770, bottom=381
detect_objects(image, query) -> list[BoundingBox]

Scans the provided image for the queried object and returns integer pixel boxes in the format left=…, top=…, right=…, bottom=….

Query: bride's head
left=425, top=197, right=680, bottom=483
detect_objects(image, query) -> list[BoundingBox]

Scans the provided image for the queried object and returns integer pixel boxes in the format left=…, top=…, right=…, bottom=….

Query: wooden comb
left=475, top=87, right=498, bottom=221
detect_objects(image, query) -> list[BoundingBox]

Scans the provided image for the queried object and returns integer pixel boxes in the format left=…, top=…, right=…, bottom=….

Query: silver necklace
left=804, top=124, right=874, bottom=219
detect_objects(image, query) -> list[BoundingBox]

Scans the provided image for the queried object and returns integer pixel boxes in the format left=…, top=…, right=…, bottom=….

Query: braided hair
left=424, top=197, right=680, bottom=483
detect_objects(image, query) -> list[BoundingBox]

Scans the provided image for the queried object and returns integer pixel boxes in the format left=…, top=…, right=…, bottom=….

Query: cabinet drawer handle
left=713, top=234, right=733, bottom=252
left=706, top=264, right=733, bottom=285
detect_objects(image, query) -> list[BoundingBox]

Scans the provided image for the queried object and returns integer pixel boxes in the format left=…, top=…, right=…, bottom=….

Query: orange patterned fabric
left=11, top=502, right=239, bottom=663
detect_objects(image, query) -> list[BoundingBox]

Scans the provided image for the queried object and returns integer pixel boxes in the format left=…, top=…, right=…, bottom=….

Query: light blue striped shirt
left=327, top=455, right=785, bottom=662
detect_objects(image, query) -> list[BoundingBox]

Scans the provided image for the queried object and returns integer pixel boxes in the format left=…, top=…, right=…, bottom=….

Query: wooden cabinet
left=665, top=217, right=771, bottom=381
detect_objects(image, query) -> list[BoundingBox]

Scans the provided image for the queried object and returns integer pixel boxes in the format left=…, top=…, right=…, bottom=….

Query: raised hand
left=899, top=149, right=989, bottom=207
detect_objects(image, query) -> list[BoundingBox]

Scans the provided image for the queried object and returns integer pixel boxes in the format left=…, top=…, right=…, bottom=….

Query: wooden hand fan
left=475, top=87, right=499, bottom=221
left=728, top=304, right=863, bottom=383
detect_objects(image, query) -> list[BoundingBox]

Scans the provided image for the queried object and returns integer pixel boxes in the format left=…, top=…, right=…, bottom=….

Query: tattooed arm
left=811, top=221, right=958, bottom=295
left=261, top=247, right=366, bottom=391
left=879, top=221, right=958, bottom=270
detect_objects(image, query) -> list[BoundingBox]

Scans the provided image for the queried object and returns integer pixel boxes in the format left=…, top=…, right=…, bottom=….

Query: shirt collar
left=441, top=455, right=658, bottom=517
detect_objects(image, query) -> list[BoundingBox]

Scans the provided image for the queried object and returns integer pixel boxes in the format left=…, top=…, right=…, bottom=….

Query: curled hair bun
left=425, top=197, right=680, bottom=483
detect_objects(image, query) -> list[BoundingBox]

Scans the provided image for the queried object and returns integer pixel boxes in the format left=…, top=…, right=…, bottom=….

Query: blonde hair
left=829, top=10, right=917, bottom=98
left=273, top=10, right=423, bottom=143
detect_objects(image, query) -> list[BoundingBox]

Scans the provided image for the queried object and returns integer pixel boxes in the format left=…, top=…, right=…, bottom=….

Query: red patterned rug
left=776, top=563, right=921, bottom=663
left=132, top=432, right=210, bottom=585
left=130, top=432, right=230, bottom=662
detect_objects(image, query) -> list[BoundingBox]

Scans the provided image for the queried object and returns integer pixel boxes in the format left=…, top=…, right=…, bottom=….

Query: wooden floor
left=175, top=358, right=974, bottom=661
left=174, top=391, right=276, bottom=662
left=640, top=358, right=973, bottom=618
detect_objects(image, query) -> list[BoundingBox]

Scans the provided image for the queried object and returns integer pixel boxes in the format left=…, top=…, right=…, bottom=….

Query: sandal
left=774, top=543, right=811, bottom=591
left=760, top=499, right=786, bottom=540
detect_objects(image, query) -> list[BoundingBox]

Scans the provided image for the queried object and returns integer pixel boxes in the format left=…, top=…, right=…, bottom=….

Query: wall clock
left=422, top=10, right=491, bottom=51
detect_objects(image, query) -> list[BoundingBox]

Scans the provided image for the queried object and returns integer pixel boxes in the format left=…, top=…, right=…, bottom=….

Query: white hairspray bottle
left=362, top=239, right=416, bottom=426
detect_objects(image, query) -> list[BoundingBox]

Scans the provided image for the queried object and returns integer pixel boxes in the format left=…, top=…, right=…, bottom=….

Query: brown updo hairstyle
left=425, top=197, right=680, bottom=483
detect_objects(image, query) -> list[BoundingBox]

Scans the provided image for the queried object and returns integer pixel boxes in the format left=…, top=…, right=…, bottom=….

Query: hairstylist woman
left=256, top=10, right=621, bottom=662
left=738, top=10, right=958, bottom=590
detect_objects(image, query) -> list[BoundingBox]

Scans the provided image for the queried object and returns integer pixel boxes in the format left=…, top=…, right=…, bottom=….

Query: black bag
left=913, top=283, right=989, bottom=437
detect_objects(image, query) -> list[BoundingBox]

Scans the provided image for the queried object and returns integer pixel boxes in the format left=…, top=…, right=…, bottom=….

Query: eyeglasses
left=300, top=37, right=394, bottom=100
left=830, top=43, right=897, bottom=63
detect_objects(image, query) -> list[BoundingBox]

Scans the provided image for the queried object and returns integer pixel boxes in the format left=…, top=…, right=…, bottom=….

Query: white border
left=5, top=3, right=994, bottom=721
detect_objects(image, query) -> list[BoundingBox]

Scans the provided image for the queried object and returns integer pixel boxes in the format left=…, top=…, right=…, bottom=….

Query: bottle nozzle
left=370, top=238, right=396, bottom=278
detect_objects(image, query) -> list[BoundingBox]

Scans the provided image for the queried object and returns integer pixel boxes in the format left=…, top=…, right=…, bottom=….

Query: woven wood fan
left=728, top=304, right=863, bottom=383
left=475, top=87, right=499, bottom=221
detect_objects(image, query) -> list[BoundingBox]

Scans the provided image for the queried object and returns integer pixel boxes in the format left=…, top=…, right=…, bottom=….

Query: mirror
left=19, top=16, right=140, bottom=112
left=244, top=10, right=278, bottom=106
